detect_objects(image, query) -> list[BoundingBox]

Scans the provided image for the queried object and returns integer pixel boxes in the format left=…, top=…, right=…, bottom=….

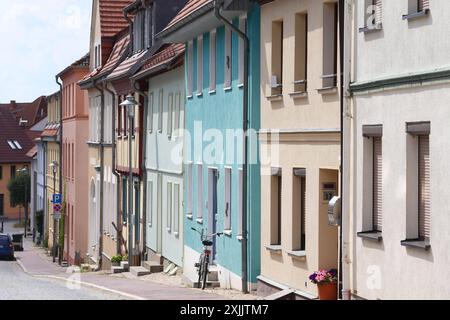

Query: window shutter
left=419, top=0, right=430, bottom=11
left=373, top=136, right=382, bottom=231
left=374, top=0, right=382, bottom=25
left=419, top=135, right=431, bottom=240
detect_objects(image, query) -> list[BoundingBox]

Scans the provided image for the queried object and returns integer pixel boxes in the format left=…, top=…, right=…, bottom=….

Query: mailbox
left=328, top=196, right=341, bottom=226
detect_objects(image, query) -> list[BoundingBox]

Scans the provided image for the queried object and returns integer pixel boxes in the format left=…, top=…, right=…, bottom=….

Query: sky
left=0, top=0, right=92, bottom=103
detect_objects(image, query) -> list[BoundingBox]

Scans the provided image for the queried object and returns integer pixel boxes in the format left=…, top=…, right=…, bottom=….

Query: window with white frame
left=238, top=168, right=243, bottom=237
left=209, top=29, right=217, bottom=92
left=148, top=92, right=154, bottom=133
left=147, top=180, right=153, bottom=227
left=186, top=163, right=193, bottom=215
left=362, top=0, right=382, bottom=30
left=322, top=2, right=338, bottom=89
left=197, top=164, right=203, bottom=220
left=187, top=41, right=194, bottom=96
left=197, top=35, right=203, bottom=95
left=224, top=26, right=232, bottom=89
left=406, top=0, right=430, bottom=15
left=173, top=92, right=181, bottom=137
left=167, top=93, right=173, bottom=137
left=224, top=167, right=232, bottom=231
left=174, top=183, right=180, bottom=235
left=158, top=89, right=163, bottom=132
left=238, top=17, right=247, bottom=86
left=167, top=182, right=173, bottom=232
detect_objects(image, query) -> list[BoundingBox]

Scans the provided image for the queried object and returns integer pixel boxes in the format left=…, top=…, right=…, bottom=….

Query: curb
left=15, top=257, right=29, bottom=274
left=34, top=275, right=146, bottom=300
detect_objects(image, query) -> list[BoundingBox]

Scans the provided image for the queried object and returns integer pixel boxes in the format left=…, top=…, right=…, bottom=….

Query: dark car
left=0, top=234, right=14, bottom=260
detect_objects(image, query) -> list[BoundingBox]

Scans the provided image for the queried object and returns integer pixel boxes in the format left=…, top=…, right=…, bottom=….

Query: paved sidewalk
left=10, top=225, right=223, bottom=300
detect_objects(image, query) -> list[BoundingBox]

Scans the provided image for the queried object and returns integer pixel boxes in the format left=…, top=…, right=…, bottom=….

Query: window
left=237, top=169, right=243, bottom=237
left=186, top=163, right=193, bottom=215
left=224, top=26, right=232, bottom=89
left=224, top=168, right=232, bottom=231
left=167, top=182, right=173, bottom=232
left=404, top=0, right=430, bottom=19
left=294, top=13, right=308, bottom=93
left=148, top=92, right=154, bottom=133
left=147, top=180, right=153, bottom=226
left=404, top=122, right=431, bottom=248
left=167, top=93, right=173, bottom=138
left=197, top=164, right=203, bottom=220
left=174, top=92, right=181, bottom=135
left=361, top=0, right=382, bottom=31
left=322, top=2, right=338, bottom=89
left=209, top=29, right=217, bottom=92
left=134, top=181, right=140, bottom=243
left=123, top=103, right=128, bottom=137
left=0, top=194, right=4, bottom=216
left=187, top=41, right=194, bottom=96
left=158, top=89, right=163, bottom=132
left=418, top=135, right=430, bottom=241
left=271, top=20, right=283, bottom=95
left=360, top=125, right=383, bottom=235
left=7, top=141, right=16, bottom=150
left=122, top=177, right=127, bottom=223
left=174, top=183, right=180, bottom=235
left=10, top=166, right=16, bottom=179
left=197, top=35, right=203, bottom=95
left=238, top=17, right=247, bottom=86
left=293, top=169, right=306, bottom=251
left=270, top=168, right=282, bottom=245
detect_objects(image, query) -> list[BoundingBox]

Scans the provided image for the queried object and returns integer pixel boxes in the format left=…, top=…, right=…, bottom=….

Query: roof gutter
left=214, top=0, right=250, bottom=294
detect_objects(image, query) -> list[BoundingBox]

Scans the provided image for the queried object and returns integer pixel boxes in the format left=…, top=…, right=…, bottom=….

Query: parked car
left=0, top=234, right=14, bottom=260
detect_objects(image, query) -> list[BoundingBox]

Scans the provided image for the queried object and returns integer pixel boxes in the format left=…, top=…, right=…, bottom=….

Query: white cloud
left=0, top=0, right=92, bottom=103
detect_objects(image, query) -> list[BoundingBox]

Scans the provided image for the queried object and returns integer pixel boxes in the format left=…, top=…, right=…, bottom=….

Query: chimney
left=10, top=100, right=16, bottom=108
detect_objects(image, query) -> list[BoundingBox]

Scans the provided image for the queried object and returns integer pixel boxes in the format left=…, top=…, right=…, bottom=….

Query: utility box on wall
left=328, top=196, right=341, bottom=226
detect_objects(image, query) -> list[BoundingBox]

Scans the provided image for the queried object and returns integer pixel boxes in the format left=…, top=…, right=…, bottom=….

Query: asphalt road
left=0, top=258, right=126, bottom=300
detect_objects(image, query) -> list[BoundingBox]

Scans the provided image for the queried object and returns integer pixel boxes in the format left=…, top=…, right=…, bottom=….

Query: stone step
left=111, top=266, right=125, bottom=274
left=181, top=274, right=221, bottom=289
left=147, top=252, right=164, bottom=265
left=129, top=266, right=151, bottom=277
left=120, top=261, right=129, bottom=271
left=143, top=261, right=164, bottom=273
left=207, top=268, right=219, bottom=282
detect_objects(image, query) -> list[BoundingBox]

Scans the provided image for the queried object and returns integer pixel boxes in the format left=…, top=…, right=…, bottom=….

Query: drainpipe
left=94, top=82, right=105, bottom=270
left=55, top=76, right=63, bottom=263
left=133, top=80, right=148, bottom=262
left=105, top=85, right=121, bottom=255
left=214, top=0, right=250, bottom=294
left=340, top=0, right=353, bottom=300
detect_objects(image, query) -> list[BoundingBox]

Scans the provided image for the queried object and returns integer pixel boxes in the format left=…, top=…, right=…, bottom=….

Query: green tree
left=7, top=172, right=31, bottom=208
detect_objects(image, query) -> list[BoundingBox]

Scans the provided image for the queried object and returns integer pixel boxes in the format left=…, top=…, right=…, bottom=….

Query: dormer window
left=94, top=44, right=101, bottom=69
left=7, top=140, right=22, bottom=150
left=133, top=5, right=153, bottom=54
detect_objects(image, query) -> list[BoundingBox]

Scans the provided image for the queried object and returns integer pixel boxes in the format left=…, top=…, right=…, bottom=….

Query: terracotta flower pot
left=317, top=282, right=338, bottom=300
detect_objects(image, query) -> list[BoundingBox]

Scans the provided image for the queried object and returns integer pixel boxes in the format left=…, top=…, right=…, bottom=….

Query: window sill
left=317, top=87, right=338, bottom=95
left=237, top=235, right=244, bottom=241
left=223, top=229, right=232, bottom=237
left=224, top=86, right=232, bottom=92
left=186, top=95, right=193, bottom=100
left=208, top=89, right=216, bottom=95
left=238, top=83, right=244, bottom=89
left=286, top=250, right=306, bottom=259
left=358, top=23, right=383, bottom=33
left=87, top=141, right=101, bottom=146
left=196, top=218, right=203, bottom=224
left=196, top=92, right=203, bottom=97
left=401, top=239, right=430, bottom=250
left=174, top=231, right=179, bottom=237
left=266, top=94, right=283, bottom=102
left=402, top=9, right=430, bottom=21
left=186, top=214, right=193, bottom=220
left=357, top=231, right=383, bottom=242
left=265, top=245, right=282, bottom=253
left=289, top=91, right=308, bottom=99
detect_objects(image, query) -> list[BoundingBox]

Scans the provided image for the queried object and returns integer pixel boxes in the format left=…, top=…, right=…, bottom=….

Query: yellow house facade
left=258, top=0, right=341, bottom=299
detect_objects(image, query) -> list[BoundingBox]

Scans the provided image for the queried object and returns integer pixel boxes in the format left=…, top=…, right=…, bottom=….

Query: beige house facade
left=258, top=0, right=341, bottom=299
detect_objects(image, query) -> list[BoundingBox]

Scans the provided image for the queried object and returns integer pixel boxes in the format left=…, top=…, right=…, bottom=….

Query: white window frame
left=224, top=26, right=232, bottom=89
left=167, top=93, right=173, bottom=138
left=174, top=183, right=180, bottom=236
left=158, top=89, right=163, bottom=133
left=197, top=35, right=203, bottom=95
left=167, top=182, right=173, bottom=232
left=148, top=92, right=154, bottom=133
left=224, top=167, right=232, bottom=231
left=209, top=29, right=217, bottom=92
left=187, top=41, right=194, bottom=97
left=186, top=162, right=193, bottom=216
left=238, top=16, right=247, bottom=86
left=237, top=168, right=243, bottom=239
left=197, top=163, right=203, bottom=221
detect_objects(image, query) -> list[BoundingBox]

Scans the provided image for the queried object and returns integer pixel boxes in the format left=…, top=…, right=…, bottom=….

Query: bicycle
left=191, top=227, right=223, bottom=290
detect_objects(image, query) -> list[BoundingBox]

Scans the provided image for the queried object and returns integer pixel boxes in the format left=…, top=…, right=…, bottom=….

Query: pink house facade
left=57, top=54, right=90, bottom=265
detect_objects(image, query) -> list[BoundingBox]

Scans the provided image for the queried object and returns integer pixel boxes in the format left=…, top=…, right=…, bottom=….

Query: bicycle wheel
left=202, top=257, right=209, bottom=290
left=197, top=254, right=204, bottom=289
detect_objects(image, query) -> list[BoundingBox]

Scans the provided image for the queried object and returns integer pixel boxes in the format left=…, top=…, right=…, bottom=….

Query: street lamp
left=17, top=167, right=29, bottom=238
left=120, top=94, right=138, bottom=268
left=49, top=161, right=59, bottom=263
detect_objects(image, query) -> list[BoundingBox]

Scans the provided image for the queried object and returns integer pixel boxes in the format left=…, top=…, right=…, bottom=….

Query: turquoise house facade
left=159, top=0, right=260, bottom=291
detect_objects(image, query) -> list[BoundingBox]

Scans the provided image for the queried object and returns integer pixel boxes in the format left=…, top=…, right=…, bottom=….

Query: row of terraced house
left=7, top=0, right=447, bottom=299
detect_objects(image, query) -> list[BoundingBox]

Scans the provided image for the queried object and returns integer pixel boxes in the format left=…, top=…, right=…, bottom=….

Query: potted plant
left=111, top=255, right=123, bottom=266
left=309, top=269, right=338, bottom=300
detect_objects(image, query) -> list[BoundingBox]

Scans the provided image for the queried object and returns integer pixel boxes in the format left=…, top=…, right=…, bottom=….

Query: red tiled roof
left=81, top=34, right=130, bottom=83
left=0, top=96, right=47, bottom=129
left=57, top=54, right=90, bottom=78
left=137, top=43, right=185, bottom=76
left=100, top=0, right=134, bottom=38
left=107, top=49, right=147, bottom=80
left=0, top=105, right=34, bottom=164
left=162, top=0, right=212, bottom=33
left=26, top=145, right=37, bottom=159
